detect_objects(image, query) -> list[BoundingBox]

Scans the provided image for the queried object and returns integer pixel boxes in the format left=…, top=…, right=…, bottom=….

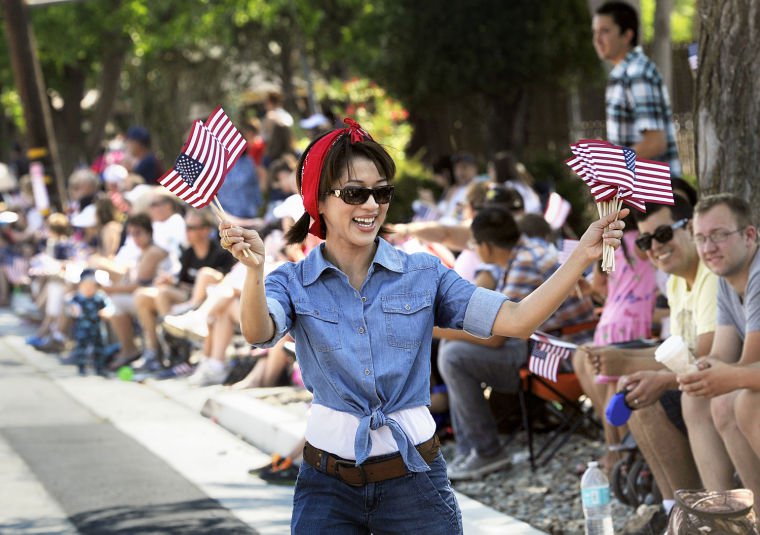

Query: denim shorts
left=292, top=451, right=462, bottom=534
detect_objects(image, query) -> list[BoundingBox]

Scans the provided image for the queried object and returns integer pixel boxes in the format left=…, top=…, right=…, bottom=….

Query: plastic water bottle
left=581, top=461, right=614, bottom=535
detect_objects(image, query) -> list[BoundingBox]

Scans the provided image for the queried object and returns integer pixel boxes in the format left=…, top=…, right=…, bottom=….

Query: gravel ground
left=442, top=431, right=638, bottom=534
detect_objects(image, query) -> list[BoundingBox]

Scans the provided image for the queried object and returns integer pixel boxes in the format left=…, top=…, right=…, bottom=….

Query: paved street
left=0, top=309, right=292, bottom=535
left=0, top=308, right=541, bottom=535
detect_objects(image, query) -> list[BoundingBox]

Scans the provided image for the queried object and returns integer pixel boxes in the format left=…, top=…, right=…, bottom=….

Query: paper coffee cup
left=655, top=335, right=698, bottom=375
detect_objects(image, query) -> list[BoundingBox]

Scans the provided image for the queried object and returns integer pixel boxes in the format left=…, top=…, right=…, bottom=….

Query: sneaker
left=37, top=336, right=66, bottom=353
left=155, top=362, right=196, bottom=380
left=187, top=359, right=228, bottom=386
left=108, top=352, right=141, bottom=371
left=169, top=301, right=197, bottom=316
left=132, top=350, right=163, bottom=373
left=163, top=310, right=208, bottom=340
left=253, top=455, right=299, bottom=485
left=446, top=450, right=472, bottom=475
left=26, top=335, right=46, bottom=347
left=447, top=446, right=512, bottom=481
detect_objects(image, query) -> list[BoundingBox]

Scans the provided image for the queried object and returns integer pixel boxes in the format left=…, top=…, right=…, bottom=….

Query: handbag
left=667, top=488, right=759, bottom=534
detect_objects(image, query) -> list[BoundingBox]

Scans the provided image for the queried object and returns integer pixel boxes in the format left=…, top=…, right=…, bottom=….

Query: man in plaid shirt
left=435, top=207, right=596, bottom=480
left=593, top=1, right=681, bottom=177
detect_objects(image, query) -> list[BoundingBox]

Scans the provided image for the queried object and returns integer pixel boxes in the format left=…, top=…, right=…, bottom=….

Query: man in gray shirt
left=678, top=193, right=760, bottom=512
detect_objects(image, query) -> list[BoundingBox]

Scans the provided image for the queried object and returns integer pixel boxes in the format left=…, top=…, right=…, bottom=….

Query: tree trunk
left=653, top=0, right=674, bottom=94
left=695, top=0, right=760, bottom=216
left=54, top=64, right=87, bottom=179
left=85, top=42, right=128, bottom=160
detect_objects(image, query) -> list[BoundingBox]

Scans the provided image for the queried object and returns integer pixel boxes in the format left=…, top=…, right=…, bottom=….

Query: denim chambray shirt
left=258, top=238, right=507, bottom=472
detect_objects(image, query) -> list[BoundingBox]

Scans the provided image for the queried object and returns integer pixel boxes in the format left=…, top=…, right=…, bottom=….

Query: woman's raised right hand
left=219, top=222, right=265, bottom=267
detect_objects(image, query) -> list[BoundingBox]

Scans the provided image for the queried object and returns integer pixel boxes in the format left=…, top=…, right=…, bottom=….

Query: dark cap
left=126, top=126, right=151, bottom=146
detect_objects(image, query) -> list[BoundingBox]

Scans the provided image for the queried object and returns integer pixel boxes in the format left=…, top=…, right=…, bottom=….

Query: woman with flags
left=218, top=118, right=626, bottom=533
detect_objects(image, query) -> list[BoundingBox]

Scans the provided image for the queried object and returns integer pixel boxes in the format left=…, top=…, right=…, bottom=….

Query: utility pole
left=2, top=0, right=67, bottom=210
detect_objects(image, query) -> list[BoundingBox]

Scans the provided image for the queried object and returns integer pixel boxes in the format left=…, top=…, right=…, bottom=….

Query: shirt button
left=365, top=369, right=371, bottom=376
left=361, top=296, right=367, bottom=303
left=358, top=326, right=365, bottom=334
left=404, top=304, right=411, bottom=311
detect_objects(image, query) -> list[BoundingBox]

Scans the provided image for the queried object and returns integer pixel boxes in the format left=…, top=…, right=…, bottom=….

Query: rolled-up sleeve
left=253, top=266, right=294, bottom=349
left=463, top=287, right=508, bottom=338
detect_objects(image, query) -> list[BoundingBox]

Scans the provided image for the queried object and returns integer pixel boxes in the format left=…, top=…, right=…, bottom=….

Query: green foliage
left=0, top=89, right=24, bottom=132
left=640, top=0, right=696, bottom=44
left=317, top=77, right=427, bottom=223
left=345, top=0, right=598, bottom=106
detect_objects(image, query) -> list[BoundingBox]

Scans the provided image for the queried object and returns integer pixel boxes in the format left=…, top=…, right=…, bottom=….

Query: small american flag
left=159, top=121, right=226, bottom=208
left=528, top=332, right=576, bottom=382
left=204, top=106, right=247, bottom=172
left=635, top=158, right=675, bottom=205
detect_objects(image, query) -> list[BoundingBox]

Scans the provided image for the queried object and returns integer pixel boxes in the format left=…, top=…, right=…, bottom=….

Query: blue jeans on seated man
left=438, top=338, right=528, bottom=462
left=292, top=451, right=462, bottom=534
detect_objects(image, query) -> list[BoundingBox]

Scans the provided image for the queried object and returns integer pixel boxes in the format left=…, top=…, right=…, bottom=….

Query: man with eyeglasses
left=574, top=194, right=716, bottom=525
left=677, top=193, right=760, bottom=512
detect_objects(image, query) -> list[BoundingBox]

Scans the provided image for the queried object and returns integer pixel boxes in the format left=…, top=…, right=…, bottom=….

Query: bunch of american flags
left=528, top=331, right=577, bottom=383
left=158, top=106, right=247, bottom=209
left=566, top=139, right=674, bottom=271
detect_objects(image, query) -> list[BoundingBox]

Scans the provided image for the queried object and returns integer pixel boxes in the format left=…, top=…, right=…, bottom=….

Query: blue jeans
left=292, top=451, right=462, bottom=534
left=438, top=338, right=528, bottom=457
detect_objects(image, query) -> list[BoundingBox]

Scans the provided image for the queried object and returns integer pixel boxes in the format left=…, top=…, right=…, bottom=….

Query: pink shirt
left=593, top=232, right=657, bottom=345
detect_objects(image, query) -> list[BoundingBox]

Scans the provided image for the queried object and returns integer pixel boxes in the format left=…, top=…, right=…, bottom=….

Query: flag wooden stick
left=212, top=195, right=257, bottom=263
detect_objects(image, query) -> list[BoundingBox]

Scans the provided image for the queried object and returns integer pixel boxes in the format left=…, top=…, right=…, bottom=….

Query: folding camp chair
left=517, top=323, right=601, bottom=471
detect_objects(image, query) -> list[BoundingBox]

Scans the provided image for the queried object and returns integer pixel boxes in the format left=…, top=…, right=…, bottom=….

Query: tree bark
left=653, top=0, right=674, bottom=93
left=86, top=42, right=128, bottom=160
left=695, top=0, right=760, bottom=215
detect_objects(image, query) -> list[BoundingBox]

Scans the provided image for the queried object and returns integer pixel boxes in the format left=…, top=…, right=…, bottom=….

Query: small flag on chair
left=528, top=332, right=575, bottom=382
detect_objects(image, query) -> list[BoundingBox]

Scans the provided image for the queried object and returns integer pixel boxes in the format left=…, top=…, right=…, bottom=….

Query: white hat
left=103, top=164, right=128, bottom=184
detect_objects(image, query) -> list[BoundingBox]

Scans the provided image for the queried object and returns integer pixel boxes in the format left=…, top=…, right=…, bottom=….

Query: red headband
left=300, top=118, right=373, bottom=238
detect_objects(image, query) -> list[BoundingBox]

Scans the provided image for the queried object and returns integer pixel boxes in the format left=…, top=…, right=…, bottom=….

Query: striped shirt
left=477, top=237, right=596, bottom=341
left=606, top=47, right=681, bottom=177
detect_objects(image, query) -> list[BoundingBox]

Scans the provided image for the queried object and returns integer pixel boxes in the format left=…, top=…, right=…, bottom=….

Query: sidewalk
left=2, top=308, right=543, bottom=534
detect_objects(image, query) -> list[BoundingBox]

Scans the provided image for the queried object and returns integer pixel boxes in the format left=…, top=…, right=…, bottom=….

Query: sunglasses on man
left=635, top=218, right=689, bottom=251
left=327, top=185, right=395, bottom=205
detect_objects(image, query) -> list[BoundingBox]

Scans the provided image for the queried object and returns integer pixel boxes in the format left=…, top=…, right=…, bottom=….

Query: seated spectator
left=99, top=213, right=168, bottom=369
left=437, top=206, right=596, bottom=480
left=124, top=126, right=162, bottom=185
left=216, top=154, right=263, bottom=220
left=488, top=151, right=543, bottom=214
left=677, top=193, right=760, bottom=512
left=148, top=188, right=187, bottom=274
left=573, top=213, right=657, bottom=469
left=92, top=194, right=124, bottom=259
left=68, top=169, right=100, bottom=232
left=437, top=152, right=482, bottom=225
left=133, top=208, right=236, bottom=371
left=231, top=334, right=295, bottom=390
left=573, top=196, right=712, bottom=521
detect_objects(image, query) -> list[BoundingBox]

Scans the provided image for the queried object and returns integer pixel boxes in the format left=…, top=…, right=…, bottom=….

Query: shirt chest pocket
left=381, top=292, right=433, bottom=349
left=294, top=302, right=342, bottom=352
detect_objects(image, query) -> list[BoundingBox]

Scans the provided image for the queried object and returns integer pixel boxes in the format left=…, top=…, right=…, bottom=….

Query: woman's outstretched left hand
left=577, top=208, right=629, bottom=262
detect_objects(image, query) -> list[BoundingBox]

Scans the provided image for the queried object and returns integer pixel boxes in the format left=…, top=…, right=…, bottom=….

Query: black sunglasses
left=327, top=185, right=394, bottom=205
left=635, top=218, right=689, bottom=251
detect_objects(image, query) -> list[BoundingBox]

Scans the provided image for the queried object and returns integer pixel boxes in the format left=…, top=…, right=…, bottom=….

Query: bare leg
left=574, top=348, right=626, bottom=469
left=711, top=391, right=760, bottom=511
left=681, top=393, right=735, bottom=490
left=155, top=285, right=188, bottom=316
left=189, top=268, right=224, bottom=306
left=627, top=401, right=701, bottom=499
left=107, top=313, right=138, bottom=357
left=208, top=297, right=239, bottom=363
left=134, top=288, right=160, bottom=352
left=735, top=389, right=760, bottom=459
